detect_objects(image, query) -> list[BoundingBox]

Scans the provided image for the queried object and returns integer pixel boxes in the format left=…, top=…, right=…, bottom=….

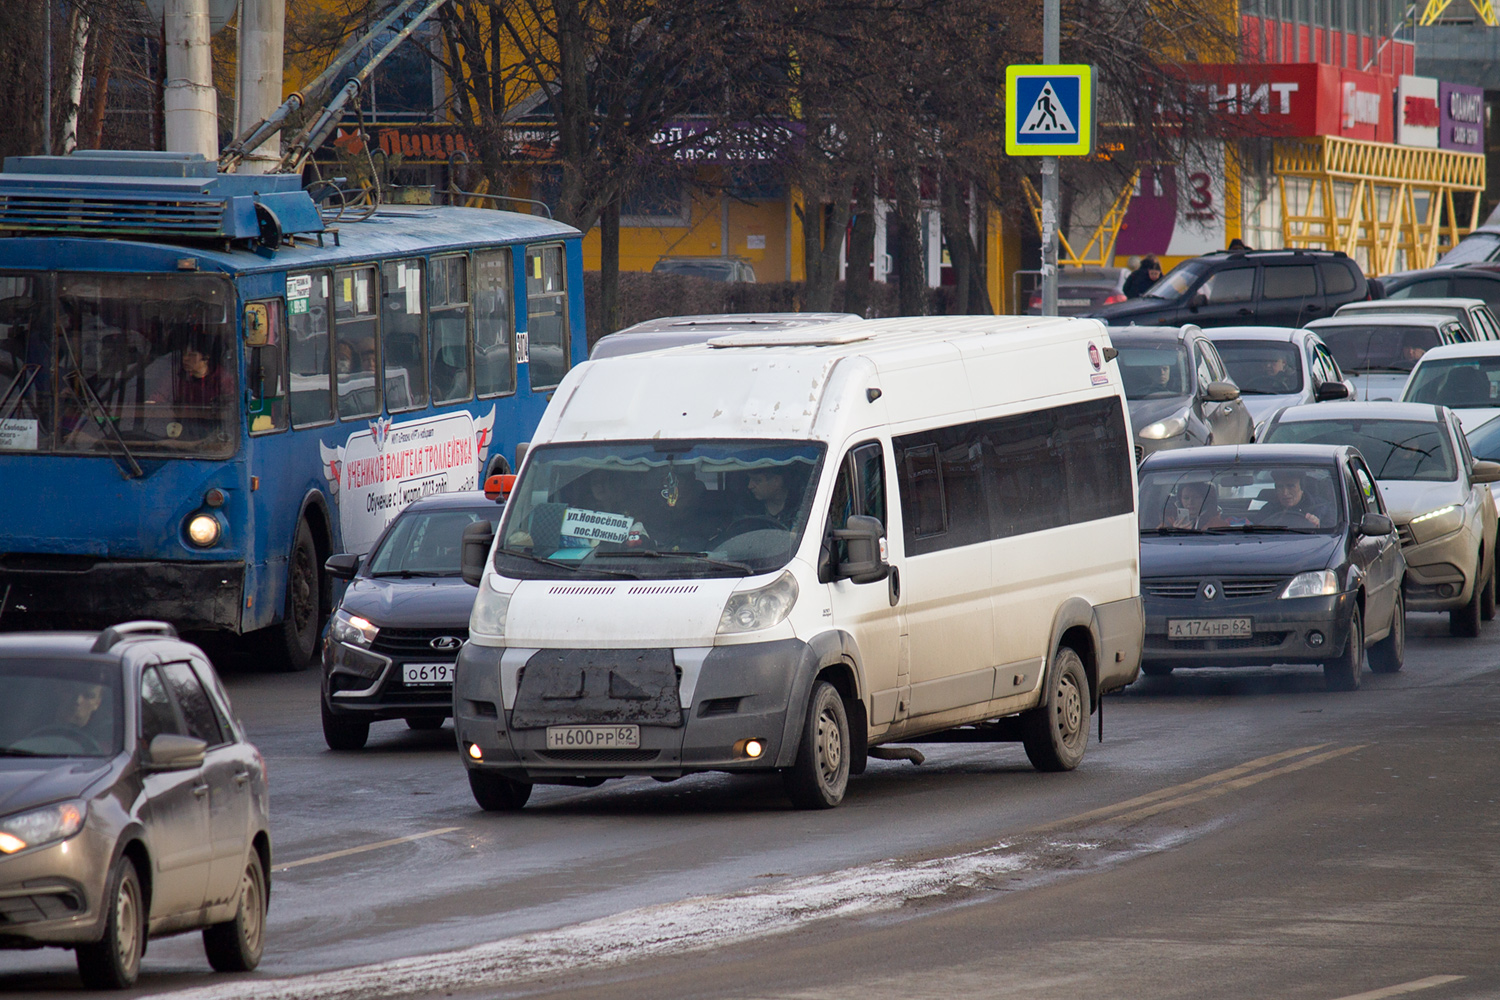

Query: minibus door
left=824, top=441, right=906, bottom=728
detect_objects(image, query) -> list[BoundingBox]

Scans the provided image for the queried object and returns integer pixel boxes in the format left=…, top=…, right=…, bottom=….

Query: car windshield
left=1439, top=232, right=1500, bottom=265
left=494, top=440, right=826, bottom=579
left=1139, top=466, right=1343, bottom=534
left=1117, top=345, right=1192, bottom=399
left=1144, top=261, right=1209, bottom=299
left=1403, top=358, right=1500, bottom=409
left=1214, top=341, right=1304, bottom=395
left=1262, top=419, right=1456, bottom=481
left=1060, top=268, right=1122, bottom=288
left=0, top=659, right=123, bottom=757
left=653, top=260, right=737, bottom=280
left=367, top=506, right=504, bottom=577
left=1316, top=324, right=1441, bottom=375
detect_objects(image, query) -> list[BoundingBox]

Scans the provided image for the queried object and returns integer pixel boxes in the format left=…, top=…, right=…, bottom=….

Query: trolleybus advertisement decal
left=320, top=406, right=496, bottom=554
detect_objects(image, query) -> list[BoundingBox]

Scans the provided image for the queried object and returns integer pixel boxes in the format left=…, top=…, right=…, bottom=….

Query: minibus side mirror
left=325, top=553, right=360, bottom=580
left=461, top=521, right=495, bottom=588
left=833, top=515, right=890, bottom=585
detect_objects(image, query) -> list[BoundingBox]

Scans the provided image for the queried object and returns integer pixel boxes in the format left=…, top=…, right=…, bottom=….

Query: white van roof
left=535, top=315, right=1117, bottom=446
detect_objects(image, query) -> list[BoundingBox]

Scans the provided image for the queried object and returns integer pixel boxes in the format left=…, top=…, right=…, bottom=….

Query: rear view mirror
left=324, top=553, right=360, bottom=580
left=1205, top=380, right=1240, bottom=402
left=1359, top=512, right=1394, bottom=537
left=1471, top=460, right=1500, bottom=485
left=833, top=514, right=890, bottom=585
left=1314, top=381, right=1350, bottom=401
left=146, top=733, right=206, bottom=770
left=461, top=521, right=495, bottom=588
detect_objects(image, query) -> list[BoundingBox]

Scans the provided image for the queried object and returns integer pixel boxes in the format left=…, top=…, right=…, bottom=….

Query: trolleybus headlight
left=718, top=572, right=799, bottom=634
left=186, top=514, right=221, bottom=547
left=331, top=609, right=379, bottom=648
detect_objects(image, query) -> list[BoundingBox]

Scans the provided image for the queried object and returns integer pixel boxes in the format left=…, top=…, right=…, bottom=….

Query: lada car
left=1137, top=445, right=1406, bottom=690
left=1203, top=326, right=1353, bottom=426
left=1111, top=325, right=1254, bottom=461
left=1261, top=402, right=1500, bottom=636
left=0, top=622, right=270, bottom=987
left=321, top=490, right=506, bottom=750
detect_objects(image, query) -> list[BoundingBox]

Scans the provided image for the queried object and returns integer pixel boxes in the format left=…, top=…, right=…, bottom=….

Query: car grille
left=1150, top=632, right=1290, bottom=651
left=370, top=626, right=469, bottom=659
left=1396, top=524, right=1416, bottom=547
left=1143, top=580, right=1200, bottom=599
left=1142, top=577, right=1286, bottom=600
left=1221, top=578, right=1285, bottom=599
left=537, top=749, right=660, bottom=762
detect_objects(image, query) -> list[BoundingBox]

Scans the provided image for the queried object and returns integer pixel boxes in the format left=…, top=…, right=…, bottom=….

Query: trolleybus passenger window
left=247, top=298, right=287, bottom=434
left=335, top=266, right=380, bottom=419
left=380, top=259, right=427, bottom=412
left=474, top=249, right=514, bottom=398
left=525, top=245, right=569, bottom=390
left=429, top=254, right=471, bottom=403
left=288, top=271, right=333, bottom=426
left=0, top=274, right=49, bottom=451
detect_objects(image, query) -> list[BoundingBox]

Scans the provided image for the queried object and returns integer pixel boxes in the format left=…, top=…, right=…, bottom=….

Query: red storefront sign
left=1185, top=63, right=1395, bottom=142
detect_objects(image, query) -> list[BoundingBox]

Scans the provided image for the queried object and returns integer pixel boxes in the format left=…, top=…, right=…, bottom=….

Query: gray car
left=0, top=622, right=269, bottom=988
left=1333, top=297, right=1500, bottom=342
left=1204, top=326, right=1354, bottom=427
left=1112, top=325, right=1255, bottom=461
left=1304, top=313, right=1472, bottom=401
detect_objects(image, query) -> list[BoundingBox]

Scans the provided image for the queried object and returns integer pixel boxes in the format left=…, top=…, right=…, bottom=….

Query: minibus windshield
left=495, top=440, right=826, bottom=579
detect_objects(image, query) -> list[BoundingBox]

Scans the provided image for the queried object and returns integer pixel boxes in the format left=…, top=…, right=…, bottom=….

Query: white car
left=1400, top=340, right=1500, bottom=431
left=1305, top=314, right=1472, bottom=401
left=1204, top=326, right=1354, bottom=427
left=1334, top=297, right=1500, bottom=342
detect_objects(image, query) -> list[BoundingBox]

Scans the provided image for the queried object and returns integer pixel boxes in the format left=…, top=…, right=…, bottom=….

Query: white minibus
left=454, top=316, right=1143, bottom=809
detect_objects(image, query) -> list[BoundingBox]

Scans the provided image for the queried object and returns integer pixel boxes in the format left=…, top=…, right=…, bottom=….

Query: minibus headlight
left=186, top=514, right=221, bottom=547
left=470, top=578, right=512, bottom=638
left=718, top=572, right=799, bottom=634
left=1139, top=415, right=1188, bottom=440
left=331, top=609, right=379, bottom=648
left=1280, top=570, right=1339, bottom=599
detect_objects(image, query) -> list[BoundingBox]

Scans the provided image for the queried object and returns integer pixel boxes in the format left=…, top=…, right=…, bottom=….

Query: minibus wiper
left=1140, top=527, right=1205, bottom=535
left=594, top=550, right=754, bottom=575
left=497, top=548, right=637, bottom=578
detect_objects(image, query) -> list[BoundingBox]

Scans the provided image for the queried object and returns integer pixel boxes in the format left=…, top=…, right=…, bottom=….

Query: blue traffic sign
left=1005, top=65, right=1094, bottom=157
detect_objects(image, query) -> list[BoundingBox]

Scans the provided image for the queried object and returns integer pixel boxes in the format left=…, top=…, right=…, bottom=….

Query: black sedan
left=1137, top=444, right=1406, bottom=690
left=320, top=491, right=504, bottom=750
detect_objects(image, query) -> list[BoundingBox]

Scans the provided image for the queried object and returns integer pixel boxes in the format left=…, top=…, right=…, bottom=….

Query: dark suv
left=1087, top=250, right=1370, bottom=329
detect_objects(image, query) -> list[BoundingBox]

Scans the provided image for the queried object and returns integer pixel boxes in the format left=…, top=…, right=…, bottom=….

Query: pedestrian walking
left=1124, top=255, right=1161, bottom=298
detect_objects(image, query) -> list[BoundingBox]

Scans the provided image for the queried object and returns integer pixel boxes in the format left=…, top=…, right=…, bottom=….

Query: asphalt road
left=3, top=613, right=1499, bottom=1000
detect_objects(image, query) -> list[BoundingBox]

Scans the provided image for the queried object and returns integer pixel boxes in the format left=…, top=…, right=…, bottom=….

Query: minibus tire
left=783, top=681, right=850, bottom=809
left=469, top=769, right=532, bottom=811
left=1021, top=647, right=1090, bottom=772
left=266, top=521, right=322, bottom=671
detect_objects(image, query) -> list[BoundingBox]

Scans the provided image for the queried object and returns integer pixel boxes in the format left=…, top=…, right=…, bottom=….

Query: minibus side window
left=247, top=298, right=287, bottom=434
left=380, top=259, right=427, bottom=412
left=429, top=254, right=472, bottom=403
left=474, top=249, right=514, bottom=397
left=288, top=272, right=333, bottom=427
left=902, top=444, right=948, bottom=541
left=335, top=266, right=380, bottom=419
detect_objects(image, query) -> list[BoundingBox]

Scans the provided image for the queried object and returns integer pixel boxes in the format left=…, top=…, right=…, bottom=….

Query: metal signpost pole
left=1041, top=0, right=1059, bottom=317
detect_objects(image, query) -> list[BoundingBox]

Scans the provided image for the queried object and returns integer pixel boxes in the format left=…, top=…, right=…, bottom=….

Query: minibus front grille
left=547, top=585, right=618, bottom=596
left=627, top=584, right=699, bottom=595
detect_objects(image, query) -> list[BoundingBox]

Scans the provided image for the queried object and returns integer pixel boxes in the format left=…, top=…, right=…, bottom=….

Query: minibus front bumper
left=0, top=558, right=244, bottom=632
left=453, top=639, right=815, bottom=781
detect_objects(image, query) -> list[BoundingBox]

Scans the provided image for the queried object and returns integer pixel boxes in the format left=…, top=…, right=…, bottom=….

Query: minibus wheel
left=468, top=769, right=532, bottom=811
left=1021, top=647, right=1090, bottom=772
left=783, top=681, right=850, bottom=809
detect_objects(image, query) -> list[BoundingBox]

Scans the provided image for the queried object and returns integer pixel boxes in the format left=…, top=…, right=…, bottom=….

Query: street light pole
left=1041, top=0, right=1059, bottom=317
left=42, top=0, right=53, bottom=155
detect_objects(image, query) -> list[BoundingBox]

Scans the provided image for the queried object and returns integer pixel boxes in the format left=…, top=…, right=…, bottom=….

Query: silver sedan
left=1203, top=326, right=1354, bottom=431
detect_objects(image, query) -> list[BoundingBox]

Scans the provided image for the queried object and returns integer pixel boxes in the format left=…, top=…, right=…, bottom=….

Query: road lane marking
left=1037, top=743, right=1331, bottom=831
left=274, top=827, right=461, bottom=872
left=1328, top=975, right=1466, bottom=1000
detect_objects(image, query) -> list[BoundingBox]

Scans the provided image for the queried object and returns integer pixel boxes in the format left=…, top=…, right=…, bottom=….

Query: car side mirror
left=324, top=553, right=360, bottom=580
left=833, top=514, right=890, bottom=585
left=1190, top=293, right=1208, bottom=310
left=1314, top=381, right=1350, bottom=401
left=461, top=521, right=495, bottom=588
left=1471, top=460, right=1500, bottom=485
left=1205, top=380, right=1240, bottom=402
left=1359, top=512, right=1394, bottom=537
left=146, top=733, right=206, bottom=770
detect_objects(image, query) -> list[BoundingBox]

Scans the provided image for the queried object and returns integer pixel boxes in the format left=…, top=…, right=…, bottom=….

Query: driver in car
left=745, top=469, right=797, bottom=529
left=1255, top=470, right=1330, bottom=528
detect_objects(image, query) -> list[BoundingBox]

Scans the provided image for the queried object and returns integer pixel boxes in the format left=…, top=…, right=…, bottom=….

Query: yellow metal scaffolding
left=1275, top=136, right=1485, bottom=275
left=1020, top=171, right=1139, bottom=268
left=1420, top=0, right=1498, bottom=26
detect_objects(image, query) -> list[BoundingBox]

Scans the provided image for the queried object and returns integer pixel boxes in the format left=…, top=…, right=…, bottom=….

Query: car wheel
left=203, top=850, right=267, bottom=973
left=1140, top=662, right=1174, bottom=678
left=1449, top=568, right=1483, bottom=638
left=468, top=769, right=532, bottom=811
left=321, top=698, right=369, bottom=751
left=1021, top=646, right=1091, bottom=771
left=782, top=680, right=850, bottom=809
left=1482, top=562, right=1496, bottom=622
left=1369, top=590, right=1405, bottom=674
left=76, top=855, right=145, bottom=989
left=1324, top=604, right=1364, bottom=691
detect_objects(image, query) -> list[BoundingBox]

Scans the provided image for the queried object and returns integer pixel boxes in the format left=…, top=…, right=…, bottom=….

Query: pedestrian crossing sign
left=1005, top=64, right=1094, bottom=157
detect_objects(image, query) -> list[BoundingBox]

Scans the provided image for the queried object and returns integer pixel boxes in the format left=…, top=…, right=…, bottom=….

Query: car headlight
left=718, top=571, right=799, bottom=634
left=331, top=609, right=379, bottom=648
left=1280, top=570, right=1340, bottom=599
left=1139, top=415, right=1188, bottom=440
left=470, top=577, right=511, bottom=638
left=1406, top=503, right=1462, bottom=542
left=0, top=800, right=86, bottom=854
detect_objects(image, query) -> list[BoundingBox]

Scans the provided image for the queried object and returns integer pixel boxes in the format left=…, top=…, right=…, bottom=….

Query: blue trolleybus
left=0, top=151, right=585, bottom=668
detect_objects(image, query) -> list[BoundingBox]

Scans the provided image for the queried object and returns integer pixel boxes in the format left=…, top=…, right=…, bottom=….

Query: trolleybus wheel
left=264, top=520, right=322, bottom=671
